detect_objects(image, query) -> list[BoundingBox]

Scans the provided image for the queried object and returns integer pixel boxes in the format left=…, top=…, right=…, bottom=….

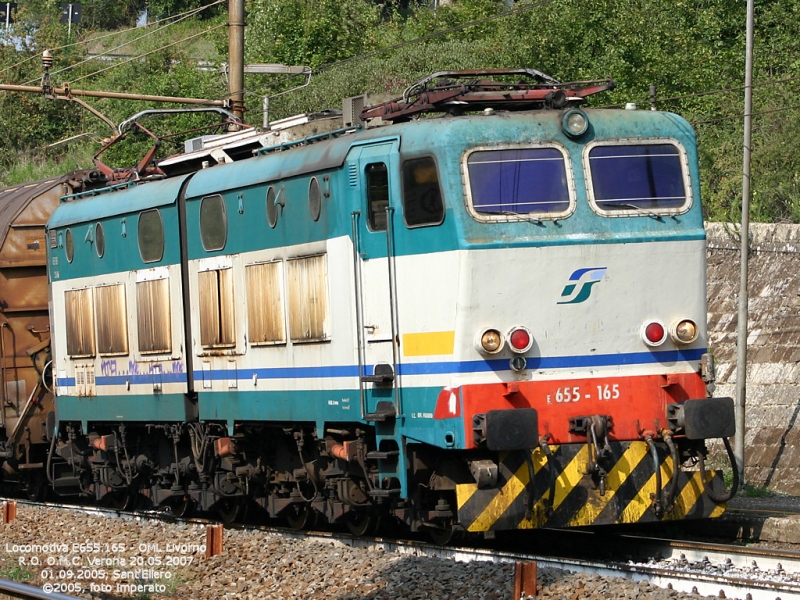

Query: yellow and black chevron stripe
left=455, top=441, right=726, bottom=532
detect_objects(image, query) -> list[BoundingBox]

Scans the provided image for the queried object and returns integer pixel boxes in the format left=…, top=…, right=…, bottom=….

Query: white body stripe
left=51, top=234, right=705, bottom=397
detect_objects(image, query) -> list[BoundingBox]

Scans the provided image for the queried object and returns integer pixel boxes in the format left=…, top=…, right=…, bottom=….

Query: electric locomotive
left=11, top=69, right=739, bottom=541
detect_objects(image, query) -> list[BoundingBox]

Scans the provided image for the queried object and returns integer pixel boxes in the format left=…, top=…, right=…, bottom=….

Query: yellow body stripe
left=401, top=331, right=455, bottom=356
left=568, top=441, right=649, bottom=526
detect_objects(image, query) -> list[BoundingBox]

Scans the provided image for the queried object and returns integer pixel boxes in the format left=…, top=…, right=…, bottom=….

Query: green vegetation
left=0, top=559, right=35, bottom=582
left=743, top=484, right=773, bottom=498
left=0, top=0, right=798, bottom=221
left=722, top=470, right=772, bottom=497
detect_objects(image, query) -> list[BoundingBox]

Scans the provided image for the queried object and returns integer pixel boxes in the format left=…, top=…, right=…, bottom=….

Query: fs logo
left=557, top=267, right=607, bottom=304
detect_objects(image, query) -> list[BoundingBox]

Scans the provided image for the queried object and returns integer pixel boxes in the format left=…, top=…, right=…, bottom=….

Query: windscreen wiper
left=596, top=201, right=663, bottom=220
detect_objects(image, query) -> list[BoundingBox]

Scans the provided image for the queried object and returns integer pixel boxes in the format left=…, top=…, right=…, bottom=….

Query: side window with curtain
left=246, top=261, right=285, bottom=345
left=402, top=157, right=445, bottom=227
left=65, top=288, right=95, bottom=357
left=287, top=255, right=328, bottom=343
left=198, top=267, right=235, bottom=348
left=95, top=283, right=128, bottom=356
left=137, top=275, right=172, bottom=354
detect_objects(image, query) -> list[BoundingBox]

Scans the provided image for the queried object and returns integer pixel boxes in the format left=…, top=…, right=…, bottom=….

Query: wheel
left=427, top=524, right=463, bottom=546
left=167, top=495, right=194, bottom=518
left=345, top=509, right=379, bottom=537
left=216, top=499, right=244, bottom=524
left=103, top=491, right=135, bottom=511
left=23, top=472, right=47, bottom=502
left=285, top=504, right=316, bottom=530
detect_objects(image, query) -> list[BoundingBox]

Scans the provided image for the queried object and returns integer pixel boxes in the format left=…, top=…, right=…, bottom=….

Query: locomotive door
left=348, top=139, right=401, bottom=419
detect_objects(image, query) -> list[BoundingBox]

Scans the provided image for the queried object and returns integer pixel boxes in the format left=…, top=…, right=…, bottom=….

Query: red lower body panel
left=454, top=372, right=707, bottom=448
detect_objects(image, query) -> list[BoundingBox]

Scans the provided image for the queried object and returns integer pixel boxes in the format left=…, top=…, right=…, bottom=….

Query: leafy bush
left=1, top=0, right=800, bottom=222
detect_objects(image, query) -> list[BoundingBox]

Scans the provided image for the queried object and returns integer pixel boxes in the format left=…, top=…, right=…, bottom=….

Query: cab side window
left=366, top=163, right=389, bottom=231
left=402, top=157, right=444, bottom=227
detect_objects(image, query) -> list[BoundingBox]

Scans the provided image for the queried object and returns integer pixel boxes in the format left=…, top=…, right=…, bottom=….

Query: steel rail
left=621, top=534, right=800, bottom=572
left=0, top=577, right=81, bottom=599
left=333, top=537, right=800, bottom=600
left=4, top=497, right=800, bottom=600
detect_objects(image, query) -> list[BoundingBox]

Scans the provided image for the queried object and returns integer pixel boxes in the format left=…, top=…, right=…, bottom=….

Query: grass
left=742, top=484, right=773, bottom=498
left=0, top=144, right=98, bottom=187
left=723, top=471, right=773, bottom=497
left=0, top=562, right=35, bottom=582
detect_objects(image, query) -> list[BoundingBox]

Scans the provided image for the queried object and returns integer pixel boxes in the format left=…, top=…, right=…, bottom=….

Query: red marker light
left=507, top=327, right=533, bottom=353
left=644, top=322, right=666, bottom=346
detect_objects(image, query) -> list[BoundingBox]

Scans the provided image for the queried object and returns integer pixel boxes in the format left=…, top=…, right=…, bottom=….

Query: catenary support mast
left=228, top=0, right=245, bottom=121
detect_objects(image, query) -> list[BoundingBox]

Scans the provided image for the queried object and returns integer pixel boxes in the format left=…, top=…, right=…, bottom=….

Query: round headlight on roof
left=561, top=108, right=589, bottom=138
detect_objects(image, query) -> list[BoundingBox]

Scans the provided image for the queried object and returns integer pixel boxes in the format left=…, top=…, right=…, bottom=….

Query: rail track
left=2, top=497, right=800, bottom=599
left=0, top=577, right=79, bottom=599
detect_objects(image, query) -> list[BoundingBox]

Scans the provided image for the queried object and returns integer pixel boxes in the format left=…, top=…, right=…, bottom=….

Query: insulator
left=42, top=49, right=53, bottom=70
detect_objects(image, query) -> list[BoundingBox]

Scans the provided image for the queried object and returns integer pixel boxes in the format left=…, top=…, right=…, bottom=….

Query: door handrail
left=350, top=211, right=368, bottom=419
left=384, top=205, right=402, bottom=419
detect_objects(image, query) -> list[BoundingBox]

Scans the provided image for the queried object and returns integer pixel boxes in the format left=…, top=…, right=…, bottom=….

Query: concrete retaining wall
left=706, top=222, right=800, bottom=494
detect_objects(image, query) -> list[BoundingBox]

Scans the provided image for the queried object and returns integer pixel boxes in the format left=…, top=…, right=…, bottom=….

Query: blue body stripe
left=96, top=373, right=188, bottom=385
left=56, top=348, right=706, bottom=388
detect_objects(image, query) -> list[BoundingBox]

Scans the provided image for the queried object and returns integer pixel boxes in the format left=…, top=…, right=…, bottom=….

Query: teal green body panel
left=48, top=175, right=189, bottom=227
left=174, top=109, right=704, bottom=264
left=47, top=109, right=704, bottom=278
left=48, top=176, right=187, bottom=281
left=56, top=394, right=188, bottom=425
left=196, top=386, right=464, bottom=449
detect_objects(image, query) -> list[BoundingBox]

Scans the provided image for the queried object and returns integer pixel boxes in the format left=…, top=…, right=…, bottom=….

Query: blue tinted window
left=467, top=148, right=570, bottom=216
left=589, top=144, right=686, bottom=211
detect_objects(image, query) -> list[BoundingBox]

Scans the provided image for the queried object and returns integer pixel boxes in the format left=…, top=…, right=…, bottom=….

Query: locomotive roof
left=48, top=106, right=698, bottom=228
left=47, top=173, right=191, bottom=229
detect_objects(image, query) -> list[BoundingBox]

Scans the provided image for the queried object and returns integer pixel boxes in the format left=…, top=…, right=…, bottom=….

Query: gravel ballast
left=0, top=503, right=739, bottom=599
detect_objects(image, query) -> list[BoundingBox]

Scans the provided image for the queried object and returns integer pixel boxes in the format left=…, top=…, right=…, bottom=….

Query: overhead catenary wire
left=323, top=1, right=791, bottom=126
left=23, top=1, right=226, bottom=86
left=7, top=0, right=225, bottom=83
left=66, top=22, right=227, bottom=86
left=6, top=0, right=797, bottom=134
left=691, top=103, right=800, bottom=125
left=277, top=0, right=800, bottom=133
left=598, top=73, right=800, bottom=110
left=207, top=0, right=603, bottom=113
